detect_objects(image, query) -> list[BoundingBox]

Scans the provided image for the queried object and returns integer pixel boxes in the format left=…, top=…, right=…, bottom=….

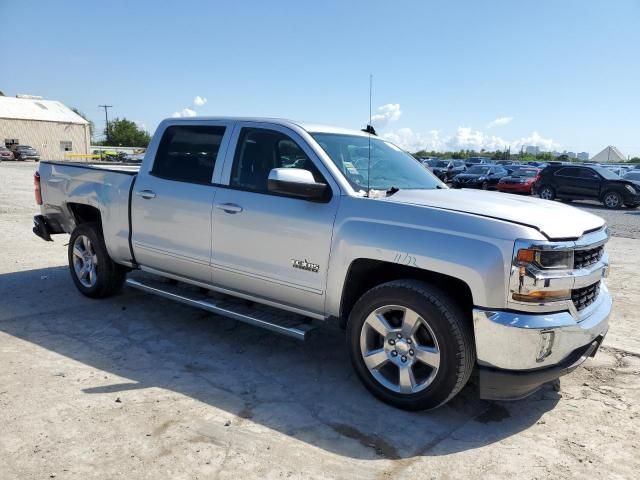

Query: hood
left=454, top=173, right=485, bottom=179
left=381, top=188, right=605, bottom=240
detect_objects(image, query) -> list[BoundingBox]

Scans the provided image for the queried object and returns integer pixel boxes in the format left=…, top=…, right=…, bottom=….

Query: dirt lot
left=1, top=161, right=639, bottom=479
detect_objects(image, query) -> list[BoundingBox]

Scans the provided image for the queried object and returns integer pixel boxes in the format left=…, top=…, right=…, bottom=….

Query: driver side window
left=230, top=128, right=324, bottom=193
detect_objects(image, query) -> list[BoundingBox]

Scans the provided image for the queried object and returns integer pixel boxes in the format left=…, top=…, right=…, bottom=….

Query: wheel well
left=339, top=259, right=474, bottom=328
left=67, top=203, right=102, bottom=230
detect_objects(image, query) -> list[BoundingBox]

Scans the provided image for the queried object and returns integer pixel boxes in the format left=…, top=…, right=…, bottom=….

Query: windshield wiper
left=386, top=186, right=400, bottom=196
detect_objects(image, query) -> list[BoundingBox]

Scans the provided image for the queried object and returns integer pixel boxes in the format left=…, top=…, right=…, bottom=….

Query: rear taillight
left=34, top=171, right=42, bottom=205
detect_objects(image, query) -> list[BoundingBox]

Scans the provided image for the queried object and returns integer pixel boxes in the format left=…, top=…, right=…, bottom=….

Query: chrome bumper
left=473, top=283, right=611, bottom=371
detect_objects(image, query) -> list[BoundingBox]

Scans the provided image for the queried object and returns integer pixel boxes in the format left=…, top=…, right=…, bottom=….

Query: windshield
left=311, top=133, right=444, bottom=191
left=512, top=169, right=538, bottom=177
left=466, top=166, right=491, bottom=174
left=434, top=160, right=450, bottom=168
left=624, top=171, right=640, bottom=181
left=593, top=166, right=620, bottom=180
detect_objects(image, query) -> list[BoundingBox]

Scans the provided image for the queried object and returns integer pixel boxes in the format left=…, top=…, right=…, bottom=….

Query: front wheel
left=602, top=191, right=623, bottom=209
left=68, top=223, right=127, bottom=298
left=347, top=280, right=475, bottom=411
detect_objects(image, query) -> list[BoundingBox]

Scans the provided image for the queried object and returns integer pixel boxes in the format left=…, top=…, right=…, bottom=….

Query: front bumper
left=473, top=286, right=611, bottom=400
left=496, top=183, right=533, bottom=193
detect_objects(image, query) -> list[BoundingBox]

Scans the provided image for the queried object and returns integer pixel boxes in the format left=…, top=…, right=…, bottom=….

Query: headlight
left=478, top=176, right=486, bottom=181
left=516, top=248, right=574, bottom=269
left=625, top=184, right=637, bottom=194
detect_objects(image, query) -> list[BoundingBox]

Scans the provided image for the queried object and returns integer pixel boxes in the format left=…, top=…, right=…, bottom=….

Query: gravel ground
left=569, top=201, right=640, bottom=240
left=1, top=161, right=639, bottom=479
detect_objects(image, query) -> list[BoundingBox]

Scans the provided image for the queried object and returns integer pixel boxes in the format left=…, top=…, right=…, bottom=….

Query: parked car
left=0, top=147, right=15, bottom=161
left=13, top=145, right=40, bottom=161
left=419, top=158, right=437, bottom=172
left=451, top=164, right=509, bottom=189
left=33, top=117, right=611, bottom=411
left=465, top=156, right=489, bottom=168
left=429, top=160, right=454, bottom=181
left=496, top=168, right=541, bottom=194
left=448, top=159, right=467, bottom=178
left=536, top=165, right=640, bottom=209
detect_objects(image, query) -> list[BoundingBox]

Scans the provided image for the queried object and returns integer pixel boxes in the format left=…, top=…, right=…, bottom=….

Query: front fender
left=324, top=197, right=543, bottom=317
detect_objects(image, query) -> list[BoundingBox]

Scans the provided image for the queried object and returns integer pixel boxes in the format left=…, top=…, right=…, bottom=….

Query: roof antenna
left=365, top=74, right=373, bottom=197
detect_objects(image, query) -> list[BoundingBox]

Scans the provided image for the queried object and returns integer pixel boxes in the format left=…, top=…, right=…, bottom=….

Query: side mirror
left=267, top=168, right=328, bottom=201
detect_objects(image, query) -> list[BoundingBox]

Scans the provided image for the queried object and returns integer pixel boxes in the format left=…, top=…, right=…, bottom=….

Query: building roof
left=591, top=146, right=626, bottom=163
left=0, top=96, right=89, bottom=125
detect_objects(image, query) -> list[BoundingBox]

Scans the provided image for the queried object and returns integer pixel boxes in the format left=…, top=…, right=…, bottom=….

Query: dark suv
left=536, top=165, right=640, bottom=209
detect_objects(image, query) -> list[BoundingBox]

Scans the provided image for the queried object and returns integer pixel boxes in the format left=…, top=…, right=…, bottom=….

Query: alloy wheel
left=359, top=305, right=441, bottom=394
left=604, top=192, right=620, bottom=209
left=72, top=234, right=98, bottom=288
left=540, top=187, right=554, bottom=200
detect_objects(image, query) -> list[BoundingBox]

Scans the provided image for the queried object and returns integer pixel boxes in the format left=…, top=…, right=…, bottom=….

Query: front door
left=211, top=124, right=340, bottom=315
left=131, top=122, right=231, bottom=283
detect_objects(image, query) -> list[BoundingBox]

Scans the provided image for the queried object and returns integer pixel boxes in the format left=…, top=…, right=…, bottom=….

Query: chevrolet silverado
left=33, top=117, right=611, bottom=410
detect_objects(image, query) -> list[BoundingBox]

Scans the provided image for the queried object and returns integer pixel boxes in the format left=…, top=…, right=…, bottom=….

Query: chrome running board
left=125, top=277, right=317, bottom=341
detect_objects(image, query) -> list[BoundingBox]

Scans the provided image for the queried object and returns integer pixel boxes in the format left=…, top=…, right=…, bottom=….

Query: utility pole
left=98, top=105, right=113, bottom=145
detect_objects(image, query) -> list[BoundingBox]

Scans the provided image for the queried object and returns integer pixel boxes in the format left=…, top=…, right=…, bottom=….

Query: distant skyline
left=2, top=0, right=639, bottom=156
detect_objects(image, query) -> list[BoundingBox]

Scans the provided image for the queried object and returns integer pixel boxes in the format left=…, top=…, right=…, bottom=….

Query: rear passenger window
left=579, top=169, right=599, bottom=179
left=230, top=128, right=324, bottom=193
left=555, top=167, right=580, bottom=177
left=152, top=125, right=225, bottom=184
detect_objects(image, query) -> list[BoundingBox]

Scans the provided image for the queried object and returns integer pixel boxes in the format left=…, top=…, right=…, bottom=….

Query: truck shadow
left=0, top=266, right=560, bottom=460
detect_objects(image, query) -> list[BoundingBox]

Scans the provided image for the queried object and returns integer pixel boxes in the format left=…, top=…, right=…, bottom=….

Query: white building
left=525, top=145, right=539, bottom=155
left=591, top=146, right=626, bottom=163
left=577, top=152, right=589, bottom=161
left=0, top=95, right=90, bottom=160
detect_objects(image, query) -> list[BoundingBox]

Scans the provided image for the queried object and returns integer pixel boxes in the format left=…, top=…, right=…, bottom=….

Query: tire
left=68, top=222, right=127, bottom=298
left=346, top=280, right=475, bottom=411
left=602, top=191, right=622, bottom=209
left=481, top=181, right=489, bottom=190
left=539, top=185, right=555, bottom=200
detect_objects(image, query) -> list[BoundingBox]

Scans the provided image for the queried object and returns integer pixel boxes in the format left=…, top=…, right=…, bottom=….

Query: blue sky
left=2, top=0, right=639, bottom=156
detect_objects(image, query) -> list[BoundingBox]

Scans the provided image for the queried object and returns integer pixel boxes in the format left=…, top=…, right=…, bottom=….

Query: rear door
left=553, top=167, right=582, bottom=196
left=576, top=168, right=602, bottom=198
left=131, top=122, right=232, bottom=283
left=210, top=123, right=340, bottom=315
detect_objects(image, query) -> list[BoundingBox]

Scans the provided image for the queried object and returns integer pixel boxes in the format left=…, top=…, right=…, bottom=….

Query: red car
left=0, top=147, right=15, bottom=161
left=496, top=168, right=540, bottom=194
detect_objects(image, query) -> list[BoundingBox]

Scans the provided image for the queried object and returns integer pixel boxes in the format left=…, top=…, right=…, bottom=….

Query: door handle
left=136, top=189, right=156, bottom=199
left=215, top=203, right=243, bottom=214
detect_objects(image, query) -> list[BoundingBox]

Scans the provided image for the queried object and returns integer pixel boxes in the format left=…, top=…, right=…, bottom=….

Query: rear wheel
left=539, top=185, right=555, bottom=200
left=347, top=280, right=475, bottom=411
left=481, top=181, right=489, bottom=190
left=68, top=223, right=127, bottom=298
left=603, top=191, right=622, bottom=209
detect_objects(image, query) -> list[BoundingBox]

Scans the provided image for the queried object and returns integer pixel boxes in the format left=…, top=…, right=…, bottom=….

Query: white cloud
left=486, top=116, right=513, bottom=128
left=134, top=120, right=147, bottom=132
left=371, top=103, right=402, bottom=128
left=172, top=108, right=197, bottom=118
left=193, top=96, right=208, bottom=107
left=384, top=125, right=559, bottom=153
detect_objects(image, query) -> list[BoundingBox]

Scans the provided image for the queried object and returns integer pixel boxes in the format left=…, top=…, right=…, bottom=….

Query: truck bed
left=38, top=160, right=139, bottom=266
left=42, top=160, right=141, bottom=175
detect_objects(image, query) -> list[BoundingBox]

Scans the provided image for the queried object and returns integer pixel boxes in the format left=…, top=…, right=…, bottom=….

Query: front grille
left=572, top=282, right=600, bottom=311
left=573, top=245, right=604, bottom=269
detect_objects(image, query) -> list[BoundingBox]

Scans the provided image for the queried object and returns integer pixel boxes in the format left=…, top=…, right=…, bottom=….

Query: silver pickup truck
left=33, top=117, right=611, bottom=410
